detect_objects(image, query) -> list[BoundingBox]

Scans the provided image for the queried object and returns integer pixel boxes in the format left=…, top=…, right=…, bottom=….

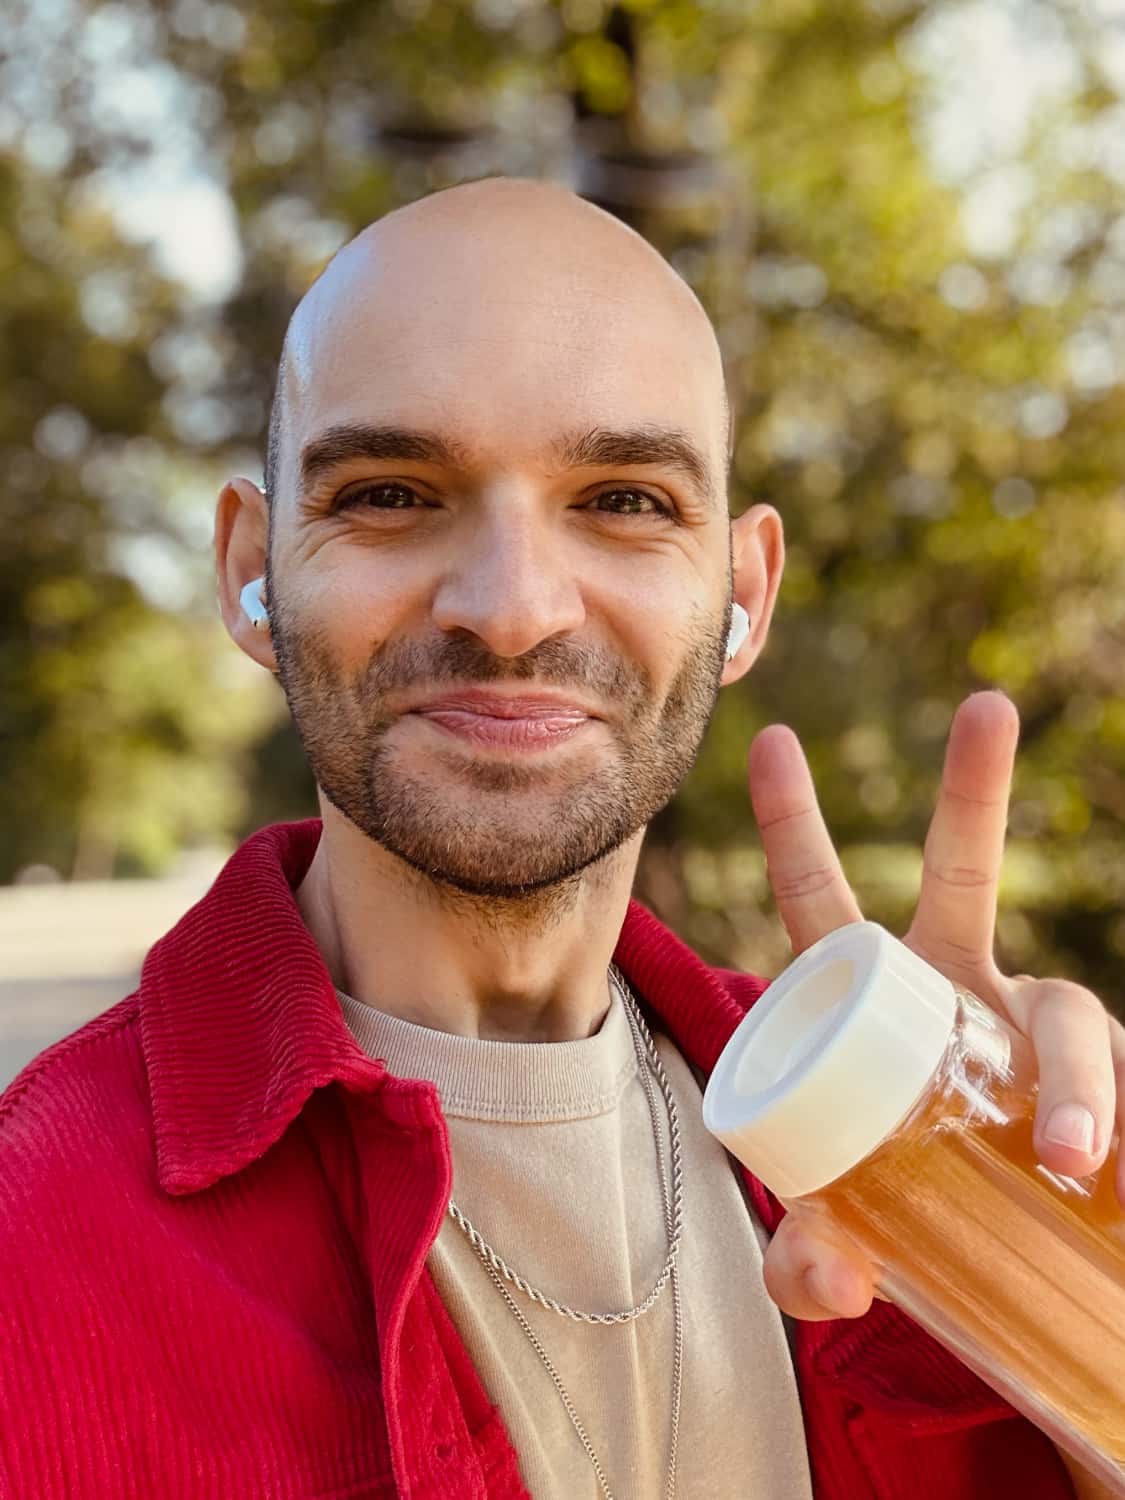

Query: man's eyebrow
left=552, top=426, right=715, bottom=500
left=298, top=424, right=471, bottom=490
left=296, top=420, right=715, bottom=500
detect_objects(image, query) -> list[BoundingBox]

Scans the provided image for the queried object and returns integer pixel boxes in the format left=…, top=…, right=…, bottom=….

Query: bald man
left=2, top=178, right=1120, bottom=1500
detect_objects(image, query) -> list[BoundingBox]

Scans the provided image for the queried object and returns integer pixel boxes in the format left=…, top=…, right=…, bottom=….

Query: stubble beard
left=270, top=597, right=728, bottom=902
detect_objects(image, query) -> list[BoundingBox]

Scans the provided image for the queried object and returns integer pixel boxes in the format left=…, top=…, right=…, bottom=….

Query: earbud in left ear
left=240, top=577, right=270, bottom=633
left=726, top=603, right=750, bottom=661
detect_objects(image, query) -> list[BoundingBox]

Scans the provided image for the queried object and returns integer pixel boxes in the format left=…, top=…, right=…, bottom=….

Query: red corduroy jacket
left=0, top=821, right=1076, bottom=1499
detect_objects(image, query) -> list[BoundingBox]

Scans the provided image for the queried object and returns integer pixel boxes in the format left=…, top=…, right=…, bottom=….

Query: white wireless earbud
left=726, top=603, right=750, bottom=661
left=240, top=577, right=270, bottom=632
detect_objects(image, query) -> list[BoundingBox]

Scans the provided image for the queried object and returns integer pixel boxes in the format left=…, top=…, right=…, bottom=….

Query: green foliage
left=2, top=0, right=1124, bottom=1009
left=0, top=147, right=274, bottom=878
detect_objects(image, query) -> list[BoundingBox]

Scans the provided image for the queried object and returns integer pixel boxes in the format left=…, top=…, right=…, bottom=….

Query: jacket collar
left=140, top=820, right=762, bottom=1197
left=139, top=820, right=378, bottom=1194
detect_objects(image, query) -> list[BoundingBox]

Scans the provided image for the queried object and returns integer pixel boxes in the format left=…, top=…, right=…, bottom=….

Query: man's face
left=266, top=186, right=734, bottom=898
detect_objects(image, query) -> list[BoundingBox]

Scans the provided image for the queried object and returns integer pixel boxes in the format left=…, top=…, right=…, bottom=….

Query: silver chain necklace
left=447, top=968, right=684, bottom=1500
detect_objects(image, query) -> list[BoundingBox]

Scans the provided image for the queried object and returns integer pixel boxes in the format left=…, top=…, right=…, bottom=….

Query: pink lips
left=409, top=691, right=593, bottom=751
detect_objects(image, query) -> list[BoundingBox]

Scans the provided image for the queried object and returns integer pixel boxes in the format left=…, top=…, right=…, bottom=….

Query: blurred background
left=3, top=0, right=1125, bottom=1086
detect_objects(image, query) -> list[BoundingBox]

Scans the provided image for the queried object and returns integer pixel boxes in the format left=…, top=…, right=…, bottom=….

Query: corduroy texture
left=0, top=820, right=1076, bottom=1500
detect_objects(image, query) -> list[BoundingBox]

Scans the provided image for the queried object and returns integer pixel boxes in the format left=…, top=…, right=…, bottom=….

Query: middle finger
left=907, top=692, right=1018, bottom=976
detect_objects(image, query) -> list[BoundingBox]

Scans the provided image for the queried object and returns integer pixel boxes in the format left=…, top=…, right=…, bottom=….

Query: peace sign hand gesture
left=750, top=691, right=1124, bottom=1324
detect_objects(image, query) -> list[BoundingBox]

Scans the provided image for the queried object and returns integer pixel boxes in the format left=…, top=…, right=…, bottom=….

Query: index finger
left=748, top=725, right=863, bottom=955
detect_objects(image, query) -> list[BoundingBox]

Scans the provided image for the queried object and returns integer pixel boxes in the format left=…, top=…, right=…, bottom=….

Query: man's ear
left=722, top=503, right=785, bottom=685
left=214, top=477, right=278, bottom=674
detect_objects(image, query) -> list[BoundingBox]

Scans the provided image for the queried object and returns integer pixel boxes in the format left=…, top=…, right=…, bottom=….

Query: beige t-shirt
left=337, top=979, right=812, bottom=1500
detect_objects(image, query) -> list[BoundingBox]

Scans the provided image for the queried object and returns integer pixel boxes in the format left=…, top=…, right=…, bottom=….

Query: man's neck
left=295, top=802, right=644, bottom=1043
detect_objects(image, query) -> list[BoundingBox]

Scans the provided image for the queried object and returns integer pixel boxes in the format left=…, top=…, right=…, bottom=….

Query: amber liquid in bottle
left=801, top=991, right=1125, bottom=1475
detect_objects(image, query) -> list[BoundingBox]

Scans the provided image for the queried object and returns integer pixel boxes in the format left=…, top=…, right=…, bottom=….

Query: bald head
left=221, top=175, right=784, bottom=903
left=264, top=176, right=730, bottom=505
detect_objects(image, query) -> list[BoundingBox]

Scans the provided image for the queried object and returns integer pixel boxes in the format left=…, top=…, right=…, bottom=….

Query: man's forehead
left=274, top=178, right=728, bottom=484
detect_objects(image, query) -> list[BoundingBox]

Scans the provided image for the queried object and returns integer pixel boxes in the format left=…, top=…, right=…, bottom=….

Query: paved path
left=0, top=859, right=224, bottom=1090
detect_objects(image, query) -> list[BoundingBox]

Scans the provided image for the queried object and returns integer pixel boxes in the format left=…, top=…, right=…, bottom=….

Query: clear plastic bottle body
left=790, top=987, right=1125, bottom=1494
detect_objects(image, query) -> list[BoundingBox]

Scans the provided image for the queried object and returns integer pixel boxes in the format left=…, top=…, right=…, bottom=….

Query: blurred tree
left=0, top=146, right=273, bottom=878
left=683, top=0, right=1125, bottom=1001
left=1, top=0, right=1123, bottom=1006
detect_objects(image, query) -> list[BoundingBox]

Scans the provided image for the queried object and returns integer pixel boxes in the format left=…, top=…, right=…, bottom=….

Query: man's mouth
left=407, top=689, right=595, bottom=752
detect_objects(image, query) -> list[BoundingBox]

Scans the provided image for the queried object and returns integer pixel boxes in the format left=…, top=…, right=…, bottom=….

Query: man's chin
left=316, top=743, right=658, bottom=897
left=400, top=746, right=599, bottom=798
left=367, top=832, right=606, bottom=898
left=411, top=862, right=585, bottom=901
left=350, top=809, right=634, bottom=899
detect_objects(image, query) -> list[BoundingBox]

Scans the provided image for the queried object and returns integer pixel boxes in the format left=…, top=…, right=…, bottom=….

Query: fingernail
left=1043, top=1103, right=1096, bottom=1154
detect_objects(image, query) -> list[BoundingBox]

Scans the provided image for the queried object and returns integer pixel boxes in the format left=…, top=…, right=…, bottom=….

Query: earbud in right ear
left=240, top=577, right=270, bottom=633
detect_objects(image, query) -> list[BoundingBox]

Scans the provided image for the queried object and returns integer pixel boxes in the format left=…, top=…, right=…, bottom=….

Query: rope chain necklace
left=447, top=967, right=685, bottom=1500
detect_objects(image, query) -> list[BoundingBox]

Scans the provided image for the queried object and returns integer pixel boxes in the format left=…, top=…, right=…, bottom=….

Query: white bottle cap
left=703, top=922, right=958, bottom=1198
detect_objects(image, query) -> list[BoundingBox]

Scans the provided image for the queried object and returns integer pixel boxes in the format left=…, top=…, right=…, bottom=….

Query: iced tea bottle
left=703, top=922, right=1125, bottom=1495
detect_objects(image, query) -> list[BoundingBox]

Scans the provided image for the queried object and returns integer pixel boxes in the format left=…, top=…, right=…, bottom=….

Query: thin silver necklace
left=447, top=968, right=684, bottom=1500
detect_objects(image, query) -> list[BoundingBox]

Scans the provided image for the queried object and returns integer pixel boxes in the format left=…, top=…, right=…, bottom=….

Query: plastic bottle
left=702, top=921, right=1125, bottom=1495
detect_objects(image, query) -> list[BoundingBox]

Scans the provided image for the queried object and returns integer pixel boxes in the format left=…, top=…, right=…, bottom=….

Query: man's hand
left=748, top=690, right=1125, bottom=1323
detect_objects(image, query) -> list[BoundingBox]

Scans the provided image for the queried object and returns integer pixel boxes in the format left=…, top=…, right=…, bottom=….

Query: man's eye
left=339, top=483, right=420, bottom=509
left=590, top=488, right=671, bottom=517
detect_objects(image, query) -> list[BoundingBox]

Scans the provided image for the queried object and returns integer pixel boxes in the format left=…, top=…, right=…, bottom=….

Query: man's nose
left=430, top=499, right=586, bottom=659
